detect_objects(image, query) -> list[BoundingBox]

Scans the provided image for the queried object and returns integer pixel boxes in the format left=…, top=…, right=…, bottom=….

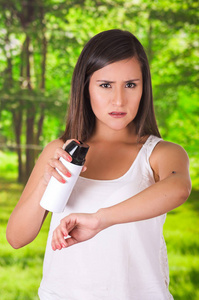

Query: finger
left=43, top=162, right=62, bottom=184
left=51, top=230, right=62, bottom=251
left=64, top=236, right=78, bottom=248
left=51, top=170, right=66, bottom=184
left=47, top=159, right=71, bottom=182
left=60, top=217, right=76, bottom=236
left=51, top=216, right=70, bottom=250
left=56, top=228, right=68, bottom=249
left=52, top=226, right=69, bottom=251
left=52, top=217, right=76, bottom=250
left=54, top=147, right=72, bottom=162
left=53, top=159, right=72, bottom=178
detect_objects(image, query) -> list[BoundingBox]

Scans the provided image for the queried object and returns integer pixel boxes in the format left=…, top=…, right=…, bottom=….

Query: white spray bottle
left=40, top=140, right=89, bottom=213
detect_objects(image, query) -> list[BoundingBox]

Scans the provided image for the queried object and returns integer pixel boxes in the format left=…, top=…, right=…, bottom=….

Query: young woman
left=6, top=29, right=191, bottom=299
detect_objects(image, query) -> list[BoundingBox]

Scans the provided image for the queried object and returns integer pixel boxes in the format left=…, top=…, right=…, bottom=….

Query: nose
left=111, top=86, right=126, bottom=106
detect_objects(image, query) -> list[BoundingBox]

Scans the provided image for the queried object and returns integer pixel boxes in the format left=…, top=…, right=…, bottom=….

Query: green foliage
left=0, top=0, right=198, bottom=144
left=164, top=189, right=199, bottom=299
left=1, top=1, right=197, bottom=296
left=0, top=0, right=198, bottom=181
left=0, top=151, right=51, bottom=299
left=0, top=150, right=18, bottom=178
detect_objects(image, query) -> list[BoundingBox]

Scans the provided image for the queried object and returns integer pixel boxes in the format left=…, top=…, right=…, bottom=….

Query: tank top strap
left=143, top=135, right=163, bottom=160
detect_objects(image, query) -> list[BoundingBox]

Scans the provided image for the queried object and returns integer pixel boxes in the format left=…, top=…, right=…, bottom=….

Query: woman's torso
left=39, top=135, right=173, bottom=300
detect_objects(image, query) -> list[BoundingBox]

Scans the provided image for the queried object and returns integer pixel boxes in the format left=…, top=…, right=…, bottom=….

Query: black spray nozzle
left=64, top=140, right=89, bottom=166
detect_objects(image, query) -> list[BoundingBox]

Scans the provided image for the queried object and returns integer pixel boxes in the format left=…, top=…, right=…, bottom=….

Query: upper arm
left=150, top=141, right=191, bottom=191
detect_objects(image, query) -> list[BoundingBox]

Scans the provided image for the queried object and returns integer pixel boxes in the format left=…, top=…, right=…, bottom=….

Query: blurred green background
left=0, top=0, right=198, bottom=299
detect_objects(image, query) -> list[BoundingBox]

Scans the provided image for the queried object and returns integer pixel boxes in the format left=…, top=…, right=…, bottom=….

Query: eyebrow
left=96, top=79, right=141, bottom=83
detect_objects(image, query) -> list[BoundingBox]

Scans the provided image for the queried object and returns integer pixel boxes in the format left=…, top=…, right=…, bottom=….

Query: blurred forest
left=0, top=1, right=198, bottom=299
left=0, top=0, right=198, bottom=186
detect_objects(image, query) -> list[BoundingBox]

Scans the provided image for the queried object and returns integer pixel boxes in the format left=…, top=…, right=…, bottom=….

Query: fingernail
left=61, top=243, right=66, bottom=248
left=66, top=172, right=71, bottom=177
left=61, top=179, right=66, bottom=183
left=66, top=156, right=72, bottom=162
left=82, top=166, right=87, bottom=172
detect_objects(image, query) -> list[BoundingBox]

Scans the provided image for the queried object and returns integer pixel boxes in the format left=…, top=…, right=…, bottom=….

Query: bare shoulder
left=32, top=138, right=64, bottom=176
left=28, top=138, right=64, bottom=183
left=40, top=139, right=64, bottom=158
left=152, top=140, right=189, bottom=161
left=150, top=140, right=190, bottom=180
left=32, top=138, right=64, bottom=171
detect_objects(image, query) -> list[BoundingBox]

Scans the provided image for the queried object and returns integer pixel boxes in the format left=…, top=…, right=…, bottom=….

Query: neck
left=88, top=123, right=137, bottom=144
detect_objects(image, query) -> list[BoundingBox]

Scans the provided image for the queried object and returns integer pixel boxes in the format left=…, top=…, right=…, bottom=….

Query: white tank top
left=39, top=135, right=173, bottom=300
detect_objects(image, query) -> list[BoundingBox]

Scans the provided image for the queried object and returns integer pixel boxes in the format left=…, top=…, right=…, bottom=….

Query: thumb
left=81, top=165, right=87, bottom=172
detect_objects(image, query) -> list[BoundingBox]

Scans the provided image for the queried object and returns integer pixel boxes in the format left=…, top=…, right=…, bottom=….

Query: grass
left=0, top=178, right=51, bottom=299
left=164, top=189, right=199, bottom=299
left=0, top=151, right=199, bottom=299
left=0, top=151, right=51, bottom=299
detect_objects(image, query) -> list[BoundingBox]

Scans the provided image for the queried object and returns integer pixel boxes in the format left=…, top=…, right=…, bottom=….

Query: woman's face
left=89, top=57, right=143, bottom=134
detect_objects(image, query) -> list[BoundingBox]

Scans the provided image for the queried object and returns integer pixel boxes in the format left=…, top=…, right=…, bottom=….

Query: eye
left=100, top=83, right=111, bottom=88
left=125, top=82, right=136, bottom=88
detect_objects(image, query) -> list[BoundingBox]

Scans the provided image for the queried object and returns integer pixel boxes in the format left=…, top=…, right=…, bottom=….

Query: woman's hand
left=51, top=213, right=101, bottom=250
left=43, top=139, right=87, bottom=185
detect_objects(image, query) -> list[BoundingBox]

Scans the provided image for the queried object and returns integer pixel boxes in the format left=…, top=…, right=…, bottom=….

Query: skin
left=6, top=57, right=191, bottom=251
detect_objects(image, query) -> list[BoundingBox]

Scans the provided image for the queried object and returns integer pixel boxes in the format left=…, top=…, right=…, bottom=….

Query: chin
left=109, top=120, right=133, bottom=131
left=108, top=124, right=129, bottom=132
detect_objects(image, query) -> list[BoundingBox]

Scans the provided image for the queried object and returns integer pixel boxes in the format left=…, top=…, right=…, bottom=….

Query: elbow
left=6, top=232, right=22, bottom=249
left=6, top=225, right=36, bottom=249
left=178, top=179, right=192, bottom=205
left=8, top=242, right=22, bottom=250
left=6, top=236, right=26, bottom=249
left=6, top=226, right=25, bottom=249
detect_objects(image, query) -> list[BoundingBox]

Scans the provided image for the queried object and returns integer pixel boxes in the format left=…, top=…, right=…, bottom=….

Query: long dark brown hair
left=61, top=29, right=161, bottom=142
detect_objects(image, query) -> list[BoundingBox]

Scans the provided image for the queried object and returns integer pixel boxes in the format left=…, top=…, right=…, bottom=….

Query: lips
left=109, top=112, right=127, bottom=118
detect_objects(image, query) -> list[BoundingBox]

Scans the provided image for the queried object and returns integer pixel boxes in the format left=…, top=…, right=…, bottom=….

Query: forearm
left=6, top=178, right=48, bottom=249
left=97, top=174, right=191, bottom=231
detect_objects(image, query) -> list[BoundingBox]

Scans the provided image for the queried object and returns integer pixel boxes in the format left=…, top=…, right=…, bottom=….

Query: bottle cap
left=64, top=140, right=89, bottom=166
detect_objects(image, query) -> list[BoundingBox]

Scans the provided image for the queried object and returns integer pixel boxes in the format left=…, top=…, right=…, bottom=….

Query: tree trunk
left=34, top=6, right=47, bottom=160
left=24, top=35, right=35, bottom=179
left=147, top=14, right=153, bottom=64
left=4, top=27, right=25, bottom=182
left=13, top=109, right=24, bottom=182
left=26, top=105, right=35, bottom=179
